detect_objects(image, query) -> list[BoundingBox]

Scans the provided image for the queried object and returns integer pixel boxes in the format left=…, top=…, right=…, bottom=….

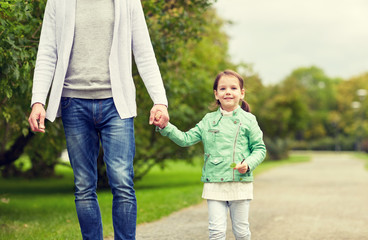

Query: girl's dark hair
left=213, top=69, right=251, bottom=112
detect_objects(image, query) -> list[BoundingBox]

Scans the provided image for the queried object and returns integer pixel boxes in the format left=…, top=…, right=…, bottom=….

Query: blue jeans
left=207, top=200, right=251, bottom=240
left=61, top=98, right=137, bottom=240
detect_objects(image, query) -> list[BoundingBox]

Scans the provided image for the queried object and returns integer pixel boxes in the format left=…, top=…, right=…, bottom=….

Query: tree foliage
left=259, top=66, right=368, bottom=153
left=335, top=73, right=368, bottom=151
left=1, top=0, right=65, bottom=177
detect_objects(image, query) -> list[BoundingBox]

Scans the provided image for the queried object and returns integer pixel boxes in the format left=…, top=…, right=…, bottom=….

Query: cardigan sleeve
left=31, top=0, right=58, bottom=107
left=131, top=0, right=168, bottom=107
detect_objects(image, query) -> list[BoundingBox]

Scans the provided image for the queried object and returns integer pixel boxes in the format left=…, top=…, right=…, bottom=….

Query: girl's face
left=214, top=75, right=245, bottom=112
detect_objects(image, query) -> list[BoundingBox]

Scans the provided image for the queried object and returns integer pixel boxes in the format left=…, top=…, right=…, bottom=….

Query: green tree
left=254, top=67, right=341, bottom=159
left=254, top=83, right=308, bottom=159
left=336, top=73, right=368, bottom=151
left=287, top=67, right=340, bottom=141
left=1, top=0, right=65, bottom=177
left=266, top=66, right=368, bottom=152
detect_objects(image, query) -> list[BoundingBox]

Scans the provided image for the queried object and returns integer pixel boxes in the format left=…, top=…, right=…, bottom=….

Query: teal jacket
left=159, top=108, right=266, bottom=183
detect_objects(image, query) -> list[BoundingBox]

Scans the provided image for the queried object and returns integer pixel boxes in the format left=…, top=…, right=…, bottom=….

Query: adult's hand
left=149, top=104, right=169, bottom=129
left=28, top=103, right=46, bottom=133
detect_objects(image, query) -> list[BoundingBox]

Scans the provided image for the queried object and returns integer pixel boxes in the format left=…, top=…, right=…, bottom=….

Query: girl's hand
left=155, top=111, right=162, bottom=121
left=153, top=110, right=168, bottom=129
left=235, top=162, right=249, bottom=174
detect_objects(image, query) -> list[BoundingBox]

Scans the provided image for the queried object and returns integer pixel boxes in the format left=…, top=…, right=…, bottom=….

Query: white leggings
left=207, top=199, right=251, bottom=240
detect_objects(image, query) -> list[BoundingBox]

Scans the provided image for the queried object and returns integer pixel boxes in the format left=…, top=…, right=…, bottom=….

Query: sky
left=214, top=0, right=368, bottom=85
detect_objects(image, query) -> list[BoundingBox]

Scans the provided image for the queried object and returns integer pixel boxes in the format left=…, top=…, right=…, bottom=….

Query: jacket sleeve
left=245, top=115, right=266, bottom=171
left=131, top=0, right=168, bottom=106
left=31, top=0, right=57, bottom=107
left=158, top=121, right=203, bottom=147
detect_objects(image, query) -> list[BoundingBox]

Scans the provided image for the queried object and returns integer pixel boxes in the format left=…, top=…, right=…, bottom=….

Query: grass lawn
left=355, top=152, right=368, bottom=170
left=0, top=154, right=309, bottom=239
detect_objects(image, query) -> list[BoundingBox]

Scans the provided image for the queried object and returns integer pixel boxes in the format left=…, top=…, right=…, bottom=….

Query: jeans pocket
left=60, top=97, right=72, bottom=109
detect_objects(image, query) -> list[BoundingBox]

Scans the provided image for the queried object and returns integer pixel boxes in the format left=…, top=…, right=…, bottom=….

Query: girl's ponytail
left=241, top=99, right=251, bottom=112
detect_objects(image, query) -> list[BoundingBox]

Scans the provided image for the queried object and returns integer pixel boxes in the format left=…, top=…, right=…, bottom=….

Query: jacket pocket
left=206, top=129, right=220, bottom=142
left=209, top=156, right=224, bottom=165
left=206, top=155, right=227, bottom=178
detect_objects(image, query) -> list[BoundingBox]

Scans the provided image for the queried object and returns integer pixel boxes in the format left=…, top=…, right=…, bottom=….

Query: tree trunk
left=0, top=131, right=35, bottom=166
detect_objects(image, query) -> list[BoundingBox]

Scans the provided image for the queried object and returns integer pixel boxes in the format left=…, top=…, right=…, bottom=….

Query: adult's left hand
left=149, top=104, right=169, bottom=129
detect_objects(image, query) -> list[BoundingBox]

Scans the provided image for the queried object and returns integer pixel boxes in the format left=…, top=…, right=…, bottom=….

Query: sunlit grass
left=354, top=152, right=368, bottom=170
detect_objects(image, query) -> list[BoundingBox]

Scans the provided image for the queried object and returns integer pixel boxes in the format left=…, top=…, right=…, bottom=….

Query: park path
left=109, top=152, right=368, bottom=239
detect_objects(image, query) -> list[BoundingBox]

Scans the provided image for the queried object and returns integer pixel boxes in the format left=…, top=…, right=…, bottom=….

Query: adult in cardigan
left=28, top=0, right=169, bottom=239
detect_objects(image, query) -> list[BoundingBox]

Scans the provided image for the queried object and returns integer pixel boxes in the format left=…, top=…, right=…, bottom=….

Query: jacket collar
left=211, top=109, right=222, bottom=126
left=211, top=107, right=241, bottom=126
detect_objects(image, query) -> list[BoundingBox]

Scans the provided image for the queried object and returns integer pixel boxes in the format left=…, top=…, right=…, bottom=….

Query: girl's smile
left=214, top=75, right=245, bottom=112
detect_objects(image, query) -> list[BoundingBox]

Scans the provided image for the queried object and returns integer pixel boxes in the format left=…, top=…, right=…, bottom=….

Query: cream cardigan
left=31, top=0, right=168, bottom=122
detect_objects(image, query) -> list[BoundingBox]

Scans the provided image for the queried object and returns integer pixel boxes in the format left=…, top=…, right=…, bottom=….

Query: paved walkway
left=117, top=152, right=368, bottom=239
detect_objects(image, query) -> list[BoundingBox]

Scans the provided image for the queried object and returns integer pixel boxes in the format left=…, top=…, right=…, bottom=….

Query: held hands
left=28, top=103, right=46, bottom=133
left=149, top=104, right=169, bottom=129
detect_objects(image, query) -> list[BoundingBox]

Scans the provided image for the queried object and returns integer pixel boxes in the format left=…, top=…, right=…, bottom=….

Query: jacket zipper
left=232, top=123, right=241, bottom=180
left=204, top=153, right=210, bottom=171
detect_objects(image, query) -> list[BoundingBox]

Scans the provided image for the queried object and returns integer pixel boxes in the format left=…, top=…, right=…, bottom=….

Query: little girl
left=157, top=69, right=266, bottom=240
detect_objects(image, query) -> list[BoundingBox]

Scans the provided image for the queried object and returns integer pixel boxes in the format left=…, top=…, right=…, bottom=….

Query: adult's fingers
left=149, top=109, right=155, bottom=125
left=149, top=104, right=169, bottom=126
left=28, top=104, right=46, bottom=132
